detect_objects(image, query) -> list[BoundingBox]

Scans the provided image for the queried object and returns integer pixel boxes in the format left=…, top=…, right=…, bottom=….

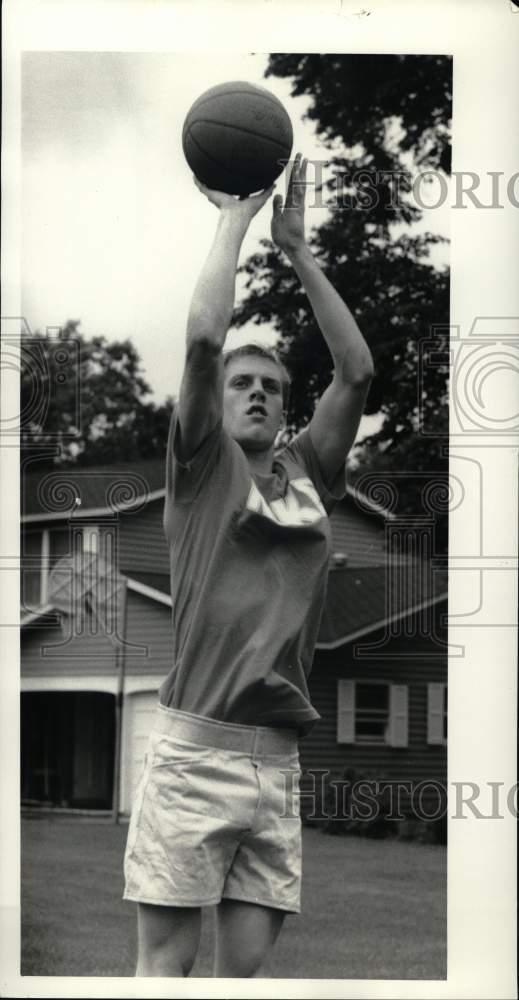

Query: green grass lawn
left=21, top=816, right=446, bottom=979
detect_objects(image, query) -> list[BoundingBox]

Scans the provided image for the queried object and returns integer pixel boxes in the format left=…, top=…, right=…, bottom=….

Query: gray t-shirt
left=160, top=412, right=346, bottom=734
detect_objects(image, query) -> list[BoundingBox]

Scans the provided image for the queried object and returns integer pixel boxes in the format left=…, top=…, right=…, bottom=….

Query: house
left=21, top=458, right=170, bottom=815
left=302, top=564, right=448, bottom=821
left=21, top=456, right=447, bottom=819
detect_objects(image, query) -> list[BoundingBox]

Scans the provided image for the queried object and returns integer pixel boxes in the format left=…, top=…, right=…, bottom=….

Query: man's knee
left=136, top=940, right=196, bottom=978
left=221, top=942, right=271, bottom=978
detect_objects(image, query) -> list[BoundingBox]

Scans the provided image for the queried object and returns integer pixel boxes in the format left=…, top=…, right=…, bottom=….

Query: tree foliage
left=20, top=320, right=174, bottom=467
left=234, top=54, right=452, bottom=543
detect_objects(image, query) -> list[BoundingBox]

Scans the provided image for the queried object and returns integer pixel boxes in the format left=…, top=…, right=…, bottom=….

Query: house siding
left=124, top=591, right=172, bottom=677
left=300, top=601, right=447, bottom=815
left=118, top=501, right=170, bottom=576
left=22, top=496, right=169, bottom=571
left=22, top=591, right=173, bottom=681
left=22, top=620, right=119, bottom=676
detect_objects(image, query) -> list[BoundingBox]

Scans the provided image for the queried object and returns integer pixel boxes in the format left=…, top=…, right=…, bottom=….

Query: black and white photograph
left=1, top=2, right=517, bottom=997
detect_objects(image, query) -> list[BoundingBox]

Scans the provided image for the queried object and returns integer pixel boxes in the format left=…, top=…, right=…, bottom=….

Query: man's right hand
left=193, top=176, right=274, bottom=226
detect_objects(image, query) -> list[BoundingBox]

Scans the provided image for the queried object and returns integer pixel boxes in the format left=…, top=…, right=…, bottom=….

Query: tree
left=20, top=320, right=174, bottom=467
left=233, top=54, right=452, bottom=545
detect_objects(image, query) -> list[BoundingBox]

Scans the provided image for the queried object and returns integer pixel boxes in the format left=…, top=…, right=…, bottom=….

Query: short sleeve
left=283, top=427, right=347, bottom=514
left=165, top=406, right=224, bottom=504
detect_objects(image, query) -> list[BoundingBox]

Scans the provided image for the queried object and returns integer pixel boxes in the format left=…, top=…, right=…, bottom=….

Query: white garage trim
left=22, top=488, right=166, bottom=523
left=127, top=578, right=171, bottom=607
left=22, top=675, right=118, bottom=694
left=20, top=604, right=57, bottom=628
left=21, top=675, right=165, bottom=696
left=123, top=676, right=164, bottom=695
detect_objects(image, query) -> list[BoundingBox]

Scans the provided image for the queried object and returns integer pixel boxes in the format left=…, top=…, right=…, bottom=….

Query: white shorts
left=123, top=705, right=302, bottom=913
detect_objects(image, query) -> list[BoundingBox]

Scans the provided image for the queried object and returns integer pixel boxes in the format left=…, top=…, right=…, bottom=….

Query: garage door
left=120, top=690, right=159, bottom=815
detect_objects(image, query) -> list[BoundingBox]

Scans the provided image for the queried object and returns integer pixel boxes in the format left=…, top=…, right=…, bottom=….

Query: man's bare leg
left=136, top=903, right=202, bottom=976
left=213, top=899, right=285, bottom=978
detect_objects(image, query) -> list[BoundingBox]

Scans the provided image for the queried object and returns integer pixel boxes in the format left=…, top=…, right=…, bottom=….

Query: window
left=20, top=529, right=46, bottom=611
left=337, top=680, right=408, bottom=747
left=81, top=525, right=114, bottom=563
left=355, top=683, right=389, bottom=743
left=427, top=682, right=447, bottom=745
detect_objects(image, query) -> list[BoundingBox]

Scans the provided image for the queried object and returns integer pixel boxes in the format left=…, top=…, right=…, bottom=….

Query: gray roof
left=22, top=458, right=165, bottom=520
left=318, top=563, right=448, bottom=648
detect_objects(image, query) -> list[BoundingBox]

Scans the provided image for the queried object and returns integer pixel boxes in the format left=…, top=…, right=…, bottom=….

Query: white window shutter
left=337, top=680, right=355, bottom=743
left=427, top=683, right=445, bottom=745
left=389, top=684, right=408, bottom=747
left=82, top=526, right=99, bottom=554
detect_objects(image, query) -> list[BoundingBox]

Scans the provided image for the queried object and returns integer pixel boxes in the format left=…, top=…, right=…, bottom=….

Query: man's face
left=222, top=355, right=285, bottom=452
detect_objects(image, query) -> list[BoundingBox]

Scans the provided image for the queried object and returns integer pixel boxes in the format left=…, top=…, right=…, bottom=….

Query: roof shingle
left=22, top=458, right=165, bottom=518
left=317, top=563, right=448, bottom=646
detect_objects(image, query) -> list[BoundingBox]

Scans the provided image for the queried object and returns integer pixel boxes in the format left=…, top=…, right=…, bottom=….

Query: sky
left=22, top=50, right=449, bottom=437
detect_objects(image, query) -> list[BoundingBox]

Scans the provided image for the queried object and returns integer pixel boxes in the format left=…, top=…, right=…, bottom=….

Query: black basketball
left=182, top=81, right=293, bottom=197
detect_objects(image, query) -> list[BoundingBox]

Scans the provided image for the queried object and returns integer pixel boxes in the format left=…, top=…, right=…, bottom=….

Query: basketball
left=182, top=81, right=293, bottom=197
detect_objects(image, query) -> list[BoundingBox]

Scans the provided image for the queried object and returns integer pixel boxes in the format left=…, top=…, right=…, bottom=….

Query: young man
left=123, top=154, right=374, bottom=977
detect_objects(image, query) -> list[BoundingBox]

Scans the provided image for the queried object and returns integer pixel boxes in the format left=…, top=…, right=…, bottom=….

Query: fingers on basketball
left=253, top=183, right=275, bottom=202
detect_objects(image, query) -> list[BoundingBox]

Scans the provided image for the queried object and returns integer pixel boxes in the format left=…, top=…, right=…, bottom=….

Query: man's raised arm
left=271, top=154, right=374, bottom=485
left=177, top=179, right=274, bottom=462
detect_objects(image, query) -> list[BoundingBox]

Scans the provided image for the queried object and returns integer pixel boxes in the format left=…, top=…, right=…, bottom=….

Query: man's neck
left=242, top=445, right=276, bottom=477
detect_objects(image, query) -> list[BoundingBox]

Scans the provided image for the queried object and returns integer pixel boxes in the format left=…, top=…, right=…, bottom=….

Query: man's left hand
left=271, top=153, right=308, bottom=257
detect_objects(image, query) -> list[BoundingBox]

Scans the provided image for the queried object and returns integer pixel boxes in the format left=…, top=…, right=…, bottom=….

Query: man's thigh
left=124, top=732, right=256, bottom=907
left=214, top=899, right=286, bottom=978
left=136, top=903, right=202, bottom=977
left=221, top=755, right=302, bottom=914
